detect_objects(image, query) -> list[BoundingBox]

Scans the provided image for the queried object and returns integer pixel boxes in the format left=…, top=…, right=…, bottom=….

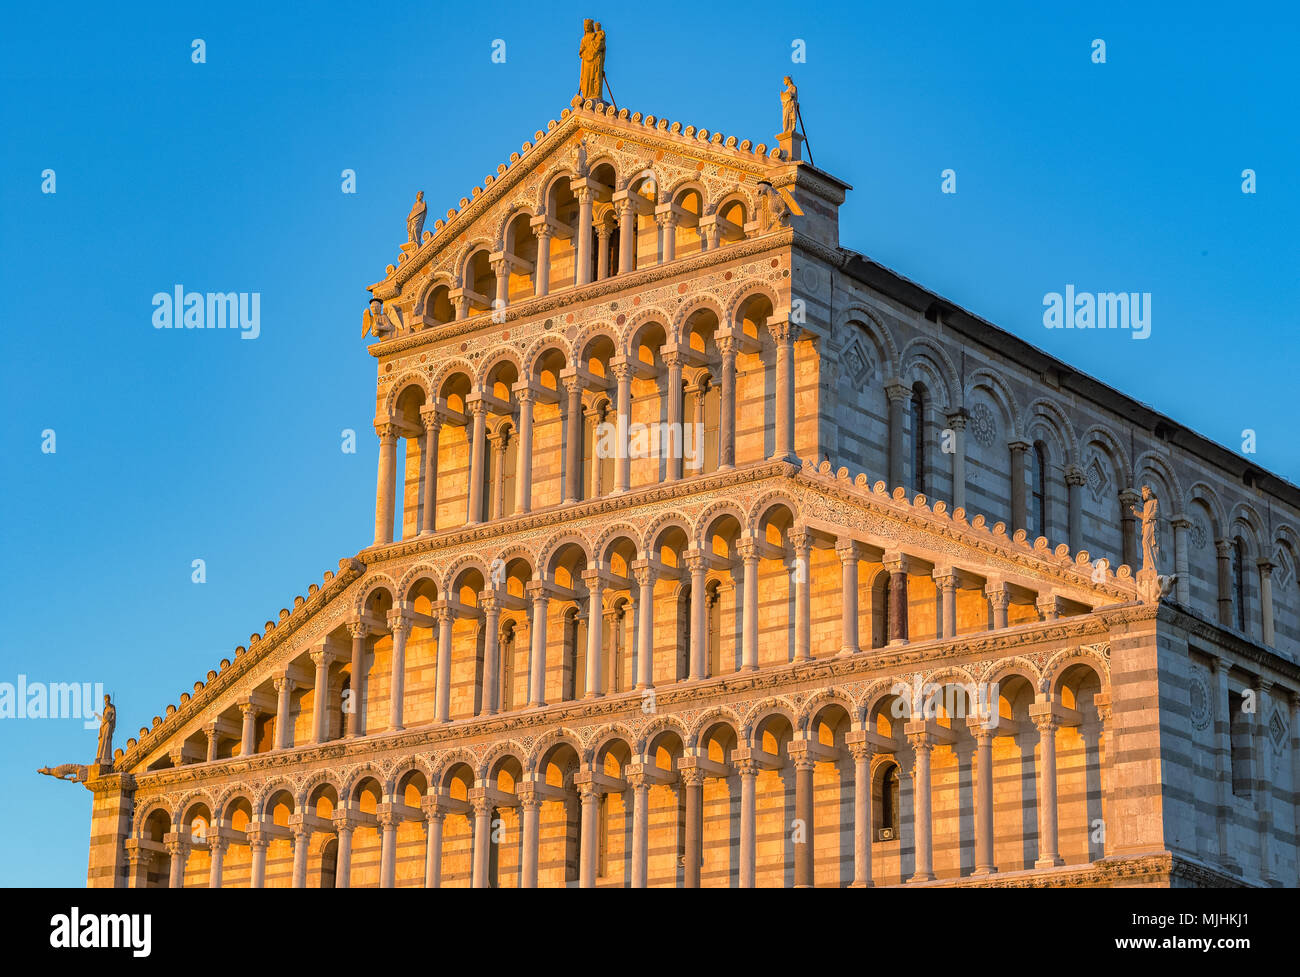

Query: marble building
left=74, top=50, right=1300, bottom=888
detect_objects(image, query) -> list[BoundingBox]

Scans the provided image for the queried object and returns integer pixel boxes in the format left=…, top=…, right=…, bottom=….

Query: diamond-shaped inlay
left=1086, top=456, right=1110, bottom=503
left=1270, top=707, right=1288, bottom=755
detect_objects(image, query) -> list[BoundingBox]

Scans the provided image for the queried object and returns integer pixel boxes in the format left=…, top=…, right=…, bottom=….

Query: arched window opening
left=1233, top=536, right=1247, bottom=632
left=910, top=384, right=926, bottom=493
left=875, top=761, right=900, bottom=841
left=1031, top=441, right=1048, bottom=540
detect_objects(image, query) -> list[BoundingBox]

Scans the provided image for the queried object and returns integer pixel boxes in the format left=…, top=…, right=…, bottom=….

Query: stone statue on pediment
left=579, top=19, right=606, bottom=99
left=406, top=191, right=427, bottom=246
left=362, top=298, right=394, bottom=339
left=94, top=694, right=115, bottom=766
left=781, top=76, right=799, bottom=136
left=1131, top=485, right=1160, bottom=574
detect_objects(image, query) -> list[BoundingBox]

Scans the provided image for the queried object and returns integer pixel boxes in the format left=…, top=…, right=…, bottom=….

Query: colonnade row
left=164, top=526, right=1092, bottom=768
left=128, top=675, right=1112, bottom=888
left=372, top=316, right=797, bottom=546
left=414, top=170, right=751, bottom=326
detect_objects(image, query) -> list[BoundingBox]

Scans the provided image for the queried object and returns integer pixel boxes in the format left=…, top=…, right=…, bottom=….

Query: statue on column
left=579, top=18, right=606, bottom=99
left=781, top=76, right=799, bottom=135
left=94, top=694, right=116, bottom=766
left=406, top=191, right=427, bottom=246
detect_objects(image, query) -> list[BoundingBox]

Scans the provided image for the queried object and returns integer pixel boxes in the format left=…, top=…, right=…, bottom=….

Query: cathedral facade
left=81, top=77, right=1300, bottom=889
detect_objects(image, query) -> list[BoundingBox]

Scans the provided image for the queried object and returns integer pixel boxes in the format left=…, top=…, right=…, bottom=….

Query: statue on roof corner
left=362, top=297, right=395, bottom=339
left=406, top=191, right=427, bottom=246
left=1132, top=484, right=1177, bottom=603
left=579, top=18, right=606, bottom=100
left=94, top=693, right=115, bottom=766
left=781, top=76, right=799, bottom=135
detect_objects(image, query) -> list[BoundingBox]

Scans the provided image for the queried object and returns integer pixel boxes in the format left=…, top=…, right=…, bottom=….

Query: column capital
left=272, top=675, right=296, bottom=694
left=737, top=538, right=761, bottom=563
left=309, top=647, right=340, bottom=668
left=945, top=407, right=969, bottom=429
left=1257, top=558, right=1275, bottom=576
left=1118, top=487, right=1141, bottom=506
left=1215, top=537, right=1234, bottom=558
left=347, top=620, right=370, bottom=640
left=631, top=560, right=656, bottom=587
left=769, top=318, right=801, bottom=345
left=884, top=379, right=911, bottom=403
left=788, top=528, right=812, bottom=555
left=684, top=548, right=709, bottom=574
left=931, top=568, right=959, bottom=590
left=419, top=405, right=444, bottom=432
left=374, top=420, right=399, bottom=441
left=965, top=715, right=997, bottom=742
left=835, top=537, right=861, bottom=562
left=882, top=551, right=912, bottom=575
left=386, top=607, right=414, bottom=635
left=679, top=766, right=707, bottom=788
left=1007, top=438, right=1032, bottom=454
left=420, top=795, right=448, bottom=821
left=1064, top=465, right=1087, bottom=487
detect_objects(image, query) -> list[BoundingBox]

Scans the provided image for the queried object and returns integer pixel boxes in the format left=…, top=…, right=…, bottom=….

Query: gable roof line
left=371, top=94, right=798, bottom=296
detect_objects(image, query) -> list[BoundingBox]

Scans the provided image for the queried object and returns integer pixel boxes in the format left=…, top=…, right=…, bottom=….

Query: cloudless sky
left=1, top=1, right=1296, bottom=886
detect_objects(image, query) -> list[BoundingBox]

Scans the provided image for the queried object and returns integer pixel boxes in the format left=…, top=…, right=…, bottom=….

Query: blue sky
left=1, top=1, right=1295, bottom=886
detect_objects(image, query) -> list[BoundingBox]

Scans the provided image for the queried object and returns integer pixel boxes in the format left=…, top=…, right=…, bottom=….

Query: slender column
left=1258, top=560, right=1275, bottom=644
left=947, top=410, right=968, bottom=510
left=207, top=835, right=226, bottom=888
left=334, top=814, right=355, bottom=888
left=884, top=380, right=908, bottom=489
left=373, top=421, right=398, bottom=546
left=771, top=320, right=800, bottom=463
left=346, top=621, right=367, bottom=737
left=527, top=584, right=550, bottom=707
left=1215, top=539, right=1234, bottom=626
left=585, top=403, right=605, bottom=498
left=617, top=197, right=636, bottom=273
left=837, top=538, right=860, bottom=655
left=717, top=335, right=737, bottom=470
left=1037, top=594, right=1062, bottom=622
left=272, top=676, right=295, bottom=750
left=387, top=608, right=411, bottom=730
left=1253, top=679, right=1276, bottom=883
left=738, top=540, right=760, bottom=671
left=907, top=729, right=936, bottom=882
left=664, top=350, right=684, bottom=481
left=886, top=555, right=909, bottom=644
left=628, top=771, right=650, bottom=888
left=378, top=811, right=399, bottom=888
left=1208, top=657, right=1237, bottom=869
left=518, top=785, right=541, bottom=888
left=126, top=847, right=154, bottom=889
left=1031, top=705, right=1064, bottom=868
left=513, top=386, right=535, bottom=513
left=655, top=206, right=677, bottom=262
left=1171, top=515, right=1192, bottom=604
left=248, top=830, right=268, bottom=888
left=290, top=820, right=309, bottom=888
left=435, top=607, right=453, bottom=722
left=687, top=549, right=709, bottom=679
left=563, top=375, right=583, bottom=503
left=422, top=798, right=445, bottom=888
left=790, top=530, right=812, bottom=661
left=1119, top=489, right=1140, bottom=570
left=934, top=571, right=958, bottom=638
left=480, top=594, right=501, bottom=716
left=791, top=747, right=815, bottom=887
left=582, top=570, right=605, bottom=697
left=681, top=767, right=705, bottom=888
left=736, top=757, right=758, bottom=887
left=489, top=433, right=507, bottom=520
left=239, top=701, right=258, bottom=756
left=204, top=722, right=219, bottom=763
left=530, top=219, right=552, bottom=297
left=986, top=582, right=1010, bottom=630
left=1066, top=467, right=1085, bottom=553
left=632, top=562, right=655, bottom=688
left=967, top=719, right=997, bottom=874
left=612, top=362, right=632, bottom=493
left=419, top=408, right=440, bottom=535
left=309, top=648, right=334, bottom=743
left=1008, top=441, right=1030, bottom=531
left=471, top=795, right=493, bottom=888
left=491, top=256, right=509, bottom=313
left=165, top=833, right=188, bottom=888
left=466, top=398, right=487, bottom=524
left=595, top=223, right=612, bottom=280
left=574, top=185, right=594, bottom=286
left=847, top=738, right=874, bottom=887
left=578, top=780, right=600, bottom=888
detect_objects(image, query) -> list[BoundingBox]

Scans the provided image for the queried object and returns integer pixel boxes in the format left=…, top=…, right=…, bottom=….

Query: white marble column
left=790, top=529, right=812, bottom=661
left=907, top=730, right=935, bottom=882
left=388, top=607, right=411, bottom=730
left=847, top=737, right=874, bottom=887
left=1171, top=515, right=1192, bottom=604
left=249, top=830, right=268, bottom=889
left=946, top=410, right=967, bottom=510
left=967, top=718, right=997, bottom=874
left=687, top=549, right=709, bottom=680
left=1258, top=560, right=1275, bottom=644
left=1066, top=467, right=1085, bottom=554
left=664, top=350, right=683, bottom=481
left=578, top=780, right=600, bottom=888
left=527, top=584, right=549, bottom=707
left=419, top=408, right=440, bottom=535
left=165, top=833, right=188, bottom=888
left=885, top=381, right=908, bottom=490
left=207, top=835, right=226, bottom=888
left=471, top=796, right=493, bottom=888
left=1031, top=704, right=1064, bottom=868
left=531, top=222, right=552, bottom=297
left=519, top=785, right=541, bottom=889
left=513, top=386, right=535, bottom=514
left=837, top=538, right=860, bottom=655
left=309, top=648, right=335, bottom=744
left=633, top=562, right=655, bottom=688
left=480, top=594, right=501, bottom=716
left=563, top=375, right=583, bottom=503
left=771, top=320, right=800, bottom=463
left=616, top=197, right=635, bottom=274
left=934, top=570, right=958, bottom=639
left=718, top=334, right=737, bottom=470
left=272, top=676, right=295, bottom=750
left=737, top=757, right=758, bottom=887
left=583, top=570, right=604, bottom=697
left=346, top=621, right=367, bottom=737
left=574, top=185, right=593, bottom=286
left=739, top=539, right=760, bottom=671
left=613, top=361, right=632, bottom=493
left=378, top=811, right=398, bottom=888
left=373, top=421, right=398, bottom=546
left=334, top=814, right=354, bottom=888
left=290, top=821, right=309, bottom=888
left=466, top=398, right=487, bottom=525
left=435, top=607, right=453, bottom=723
left=422, top=798, right=445, bottom=888
left=239, top=701, right=257, bottom=756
